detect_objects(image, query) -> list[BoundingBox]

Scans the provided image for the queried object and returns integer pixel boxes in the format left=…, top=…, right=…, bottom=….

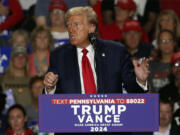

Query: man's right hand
left=44, top=72, right=58, bottom=93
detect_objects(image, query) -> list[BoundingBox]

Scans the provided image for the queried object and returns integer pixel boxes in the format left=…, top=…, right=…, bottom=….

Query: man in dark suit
left=43, top=6, right=149, bottom=135
left=44, top=6, right=149, bottom=95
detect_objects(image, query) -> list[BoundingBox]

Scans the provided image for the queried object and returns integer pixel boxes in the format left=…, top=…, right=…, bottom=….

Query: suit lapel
left=65, top=45, right=81, bottom=93
left=65, top=40, right=108, bottom=94
left=95, top=39, right=108, bottom=93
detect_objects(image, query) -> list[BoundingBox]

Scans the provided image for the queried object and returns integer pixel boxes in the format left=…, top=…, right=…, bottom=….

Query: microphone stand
left=88, top=33, right=99, bottom=92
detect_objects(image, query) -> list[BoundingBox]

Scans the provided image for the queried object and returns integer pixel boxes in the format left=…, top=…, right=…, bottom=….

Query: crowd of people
left=0, top=0, right=180, bottom=134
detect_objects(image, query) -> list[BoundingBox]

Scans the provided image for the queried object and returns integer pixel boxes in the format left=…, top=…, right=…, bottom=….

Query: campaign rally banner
left=39, top=94, right=159, bottom=133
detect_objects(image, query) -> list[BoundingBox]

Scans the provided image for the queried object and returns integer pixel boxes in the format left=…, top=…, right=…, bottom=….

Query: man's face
left=115, top=7, right=132, bottom=23
left=66, top=14, right=94, bottom=48
left=160, top=103, right=173, bottom=127
left=123, top=30, right=141, bottom=50
left=50, top=8, right=65, bottom=26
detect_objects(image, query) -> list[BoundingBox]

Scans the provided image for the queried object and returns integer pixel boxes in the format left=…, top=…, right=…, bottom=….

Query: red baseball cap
left=171, top=51, right=180, bottom=63
left=49, top=0, right=67, bottom=12
left=116, top=0, right=136, bottom=11
left=123, top=20, right=142, bottom=32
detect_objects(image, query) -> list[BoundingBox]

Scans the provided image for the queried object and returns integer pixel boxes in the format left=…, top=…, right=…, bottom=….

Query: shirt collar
left=77, top=44, right=94, bottom=55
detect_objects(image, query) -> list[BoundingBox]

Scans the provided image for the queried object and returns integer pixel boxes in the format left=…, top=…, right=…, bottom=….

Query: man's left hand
left=133, top=57, right=150, bottom=86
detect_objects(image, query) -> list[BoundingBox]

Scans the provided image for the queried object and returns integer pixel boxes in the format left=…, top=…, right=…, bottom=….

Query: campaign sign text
left=39, top=94, right=159, bottom=133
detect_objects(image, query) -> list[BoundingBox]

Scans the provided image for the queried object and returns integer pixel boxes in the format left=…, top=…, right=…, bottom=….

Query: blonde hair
left=155, top=10, right=180, bottom=39
left=31, top=26, right=53, bottom=52
left=9, top=29, right=29, bottom=46
left=4, top=55, right=29, bottom=77
left=65, top=6, right=98, bottom=32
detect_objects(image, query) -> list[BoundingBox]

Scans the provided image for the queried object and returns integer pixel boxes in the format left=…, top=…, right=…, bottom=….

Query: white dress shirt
left=153, top=124, right=171, bottom=135
left=77, top=44, right=97, bottom=94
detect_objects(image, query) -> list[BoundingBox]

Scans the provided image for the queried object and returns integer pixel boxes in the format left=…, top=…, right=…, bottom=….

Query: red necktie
left=82, top=48, right=97, bottom=94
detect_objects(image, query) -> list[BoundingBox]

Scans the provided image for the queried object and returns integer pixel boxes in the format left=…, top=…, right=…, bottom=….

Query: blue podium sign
left=39, top=94, right=159, bottom=133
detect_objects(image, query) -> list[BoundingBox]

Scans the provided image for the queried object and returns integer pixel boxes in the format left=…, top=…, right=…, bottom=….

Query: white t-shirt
left=51, top=31, right=69, bottom=48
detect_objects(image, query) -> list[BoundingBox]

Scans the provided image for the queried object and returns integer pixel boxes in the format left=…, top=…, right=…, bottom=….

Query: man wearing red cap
left=49, top=0, right=69, bottom=48
left=99, top=0, right=149, bottom=43
left=35, top=0, right=89, bottom=26
left=122, top=19, right=154, bottom=59
left=49, top=0, right=67, bottom=11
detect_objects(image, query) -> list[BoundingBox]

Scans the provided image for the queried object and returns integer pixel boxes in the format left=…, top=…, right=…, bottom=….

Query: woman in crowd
left=5, top=104, right=33, bottom=135
left=153, top=10, right=180, bottom=48
left=149, top=29, right=178, bottom=92
left=26, top=76, right=44, bottom=122
left=9, top=30, right=29, bottom=47
left=0, top=45, right=32, bottom=108
left=9, top=29, right=32, bottom=53
left=25, top=76, right=51, bottom=134
left=29, top=26, right=53, bottom=76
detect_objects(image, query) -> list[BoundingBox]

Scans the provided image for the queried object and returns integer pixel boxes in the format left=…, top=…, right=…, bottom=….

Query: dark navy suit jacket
left=48, top=39, right=144, bottom=94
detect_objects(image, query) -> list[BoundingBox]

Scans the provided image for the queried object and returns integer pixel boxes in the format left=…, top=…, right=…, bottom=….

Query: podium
left=39, top=94, right=159, bottom=133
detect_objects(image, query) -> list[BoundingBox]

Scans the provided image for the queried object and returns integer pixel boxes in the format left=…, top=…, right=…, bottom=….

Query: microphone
left=88, top=32, right=97, bottom=47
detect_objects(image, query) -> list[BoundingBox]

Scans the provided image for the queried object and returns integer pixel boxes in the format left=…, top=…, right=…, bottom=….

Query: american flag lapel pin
left=102, top=53, right=105, bottom=57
